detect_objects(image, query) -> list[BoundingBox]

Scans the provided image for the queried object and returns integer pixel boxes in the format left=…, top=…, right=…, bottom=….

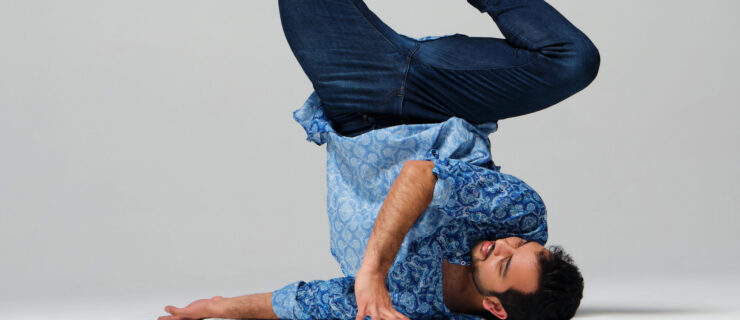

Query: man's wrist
left=207, top=296, right=229, bottom=318
left=358, top=264, right=387, bottom=279
left=359, top=257, right=384, bottom=273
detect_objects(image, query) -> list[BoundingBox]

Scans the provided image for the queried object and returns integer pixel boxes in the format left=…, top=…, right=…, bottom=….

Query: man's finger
left=355, top=304, right=367, bottom=320
left=379, top=309, right=393, bottom=319
left=393, top=309, right=410, bottom=320
left=380, top=308, right=405, bottom=320
left=355, top=311, right=365, bottom=320
left=389, top=307, right=409, bottom=320
left=167, top=305, right=197, bottom=318
left=371, top=307, right=380, bottom=318
left=164, top=305, right=178, bottom=315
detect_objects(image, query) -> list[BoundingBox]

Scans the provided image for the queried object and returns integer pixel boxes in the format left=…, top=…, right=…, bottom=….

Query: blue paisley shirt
left=270, top=89, right=549, bottom=319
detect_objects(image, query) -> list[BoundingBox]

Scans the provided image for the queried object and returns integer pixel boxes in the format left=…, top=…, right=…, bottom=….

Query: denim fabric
left=273, top=0, right=599, bottom=318
left=279, top=0, right=600, bottom=136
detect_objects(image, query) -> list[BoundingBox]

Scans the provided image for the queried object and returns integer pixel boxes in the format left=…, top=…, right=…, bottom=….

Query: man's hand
left=158, top=296, right=224, bottom=320
left=354, top=268, right=409, bottom=320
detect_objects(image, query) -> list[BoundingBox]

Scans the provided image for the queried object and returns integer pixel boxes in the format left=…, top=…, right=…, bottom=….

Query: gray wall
left=1, top=0, right=738, bottom=301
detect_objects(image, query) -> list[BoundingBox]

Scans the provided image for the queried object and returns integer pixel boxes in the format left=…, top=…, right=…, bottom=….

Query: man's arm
left=159, top=161, right=437, bottom=320
left=161, top=276, right=365, bottom=320
left=354, top=160, right=436, bottom=320
left=159, top=293, right=278, bottom=320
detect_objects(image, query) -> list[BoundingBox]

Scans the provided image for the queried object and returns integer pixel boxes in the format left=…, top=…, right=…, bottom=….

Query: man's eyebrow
left=503, top=256, right=512, bottom=278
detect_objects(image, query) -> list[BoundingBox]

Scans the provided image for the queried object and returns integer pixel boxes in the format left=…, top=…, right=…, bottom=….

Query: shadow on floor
left=576, top=306, right=715, bottom=317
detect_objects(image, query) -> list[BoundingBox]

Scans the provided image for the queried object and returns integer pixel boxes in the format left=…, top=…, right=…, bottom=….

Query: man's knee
left=555, top=38, right=601, bottom=91
left=574, top=39, right=601, bottom=86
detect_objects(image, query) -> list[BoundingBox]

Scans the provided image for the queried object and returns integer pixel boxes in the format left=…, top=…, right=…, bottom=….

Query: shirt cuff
left=272, top=281, right=309, bottom=319
left=423, top=150, right=461, bottom=211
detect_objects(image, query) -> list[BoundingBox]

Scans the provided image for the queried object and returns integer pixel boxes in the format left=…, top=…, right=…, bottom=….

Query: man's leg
left=279, top=0, right=418, bottom=136
left=401, top=0, right=601, bottom=124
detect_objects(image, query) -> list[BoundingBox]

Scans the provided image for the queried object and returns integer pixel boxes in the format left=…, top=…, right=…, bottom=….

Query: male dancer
left=159, top=0, right=599, bottom=319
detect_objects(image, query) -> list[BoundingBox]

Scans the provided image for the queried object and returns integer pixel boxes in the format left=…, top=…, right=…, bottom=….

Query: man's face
left=470, top=236, right=547, bottom=296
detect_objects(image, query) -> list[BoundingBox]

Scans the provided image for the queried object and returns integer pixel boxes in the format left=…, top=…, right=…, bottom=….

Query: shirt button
left=362, top=114, right=368, bottom=120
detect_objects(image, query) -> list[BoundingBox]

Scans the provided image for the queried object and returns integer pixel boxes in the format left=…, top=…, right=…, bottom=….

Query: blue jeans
left=279, top=0, right=600, bottom=137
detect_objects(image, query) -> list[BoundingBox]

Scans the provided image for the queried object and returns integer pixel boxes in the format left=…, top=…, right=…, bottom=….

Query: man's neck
left=442, top=259, right=486, bottom=314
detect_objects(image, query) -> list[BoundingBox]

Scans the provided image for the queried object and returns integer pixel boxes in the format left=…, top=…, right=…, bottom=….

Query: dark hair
left=471, top=245, right=584, bottom=320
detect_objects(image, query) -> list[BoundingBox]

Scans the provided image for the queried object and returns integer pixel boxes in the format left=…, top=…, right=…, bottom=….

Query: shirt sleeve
left=422, top=150, right=548, bottom=244
left=272, top=277, right=358, bottom=319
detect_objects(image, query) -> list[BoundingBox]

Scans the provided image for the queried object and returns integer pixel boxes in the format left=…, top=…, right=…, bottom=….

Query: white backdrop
left=1, top=0, right=738, bottom=311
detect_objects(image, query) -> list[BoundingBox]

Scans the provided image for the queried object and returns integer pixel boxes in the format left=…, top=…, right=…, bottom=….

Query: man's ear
left=482, top=296, right=508, bottom=320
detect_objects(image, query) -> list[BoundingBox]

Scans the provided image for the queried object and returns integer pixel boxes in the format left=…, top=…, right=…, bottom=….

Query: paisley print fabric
left=272, top=59, right=548, bottom=320
left=271, top=93, right=548, bottom=319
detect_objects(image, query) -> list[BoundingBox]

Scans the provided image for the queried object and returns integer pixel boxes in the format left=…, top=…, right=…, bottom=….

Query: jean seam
left=347, top=0, right=407, bottom=57
left=399, top=42, right=422, bottom=117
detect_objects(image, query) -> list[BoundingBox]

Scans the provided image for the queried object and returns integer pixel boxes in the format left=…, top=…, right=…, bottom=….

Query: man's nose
left=493, top=239, right=514, bottom=256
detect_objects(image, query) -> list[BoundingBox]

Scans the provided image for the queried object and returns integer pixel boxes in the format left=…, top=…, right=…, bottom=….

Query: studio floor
left=2, top=275, right=738, bottom=319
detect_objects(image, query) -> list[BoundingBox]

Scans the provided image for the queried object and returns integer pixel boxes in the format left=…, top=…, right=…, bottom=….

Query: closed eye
left=503, top=256, right=512, bottom=278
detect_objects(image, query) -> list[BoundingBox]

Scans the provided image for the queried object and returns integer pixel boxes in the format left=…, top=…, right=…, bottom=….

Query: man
left=159, top=0, right=599, bottom=319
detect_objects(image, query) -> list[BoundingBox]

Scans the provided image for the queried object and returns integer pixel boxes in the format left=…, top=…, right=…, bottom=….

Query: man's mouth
left=481, top=241, right=495, bottom=260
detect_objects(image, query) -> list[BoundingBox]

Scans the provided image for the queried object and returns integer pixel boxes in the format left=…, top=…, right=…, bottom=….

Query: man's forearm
left=213, top=293, right=278, bottom=319
left=360, top=160, right=436, bottom=275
